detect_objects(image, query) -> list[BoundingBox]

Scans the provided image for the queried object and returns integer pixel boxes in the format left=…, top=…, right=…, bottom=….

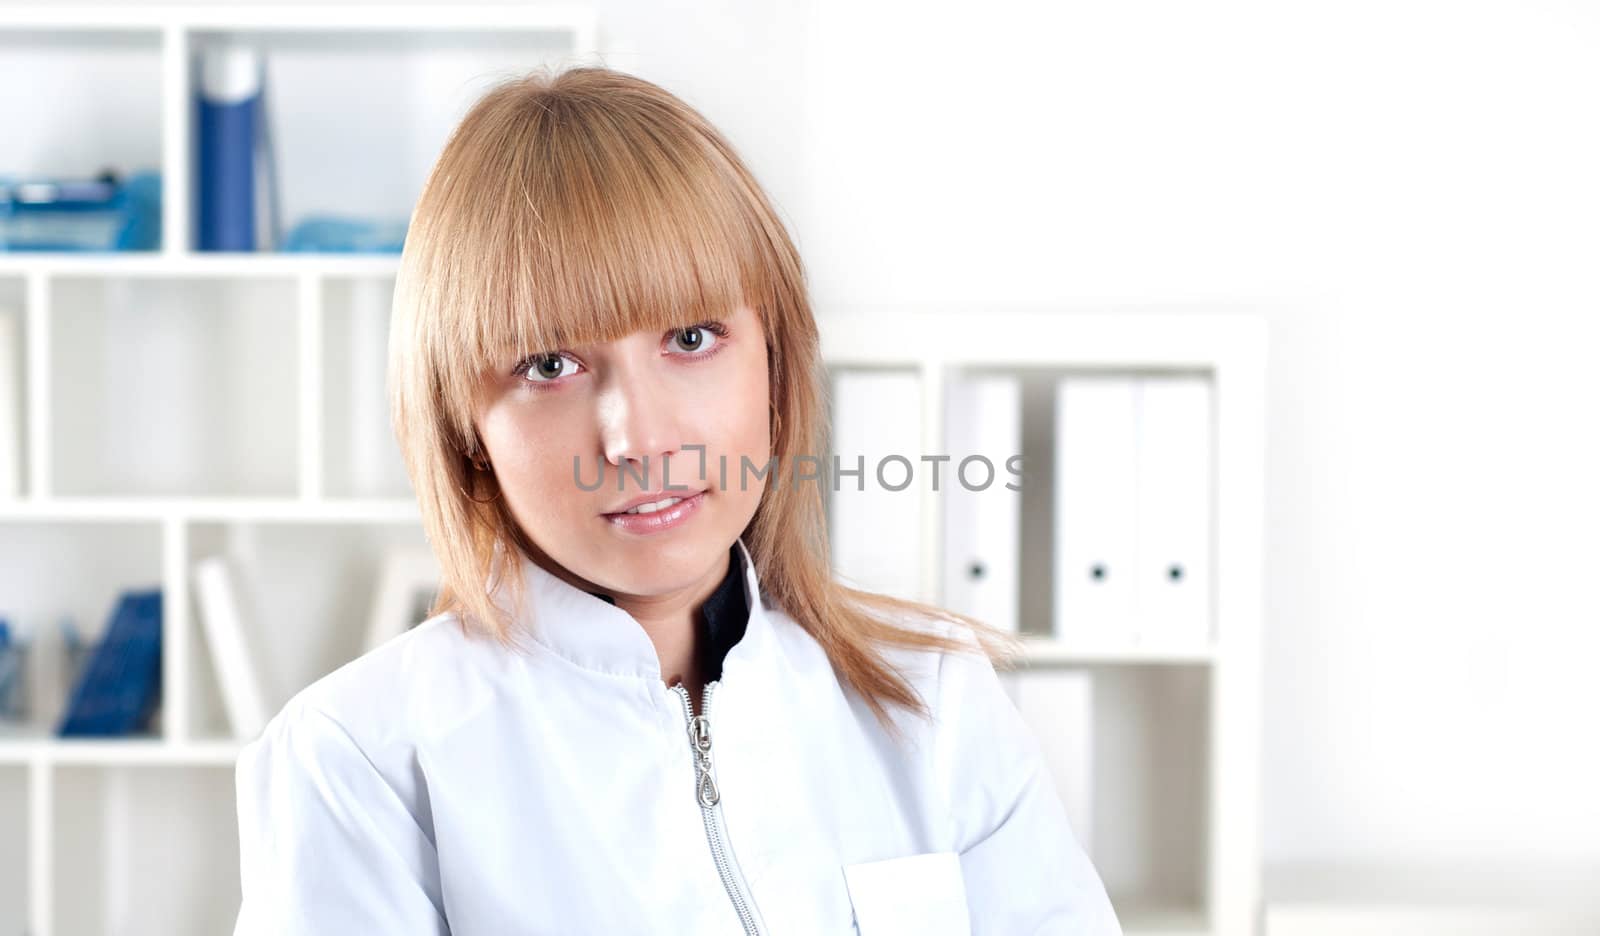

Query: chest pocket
left=841, top=850, right=972, bottom=936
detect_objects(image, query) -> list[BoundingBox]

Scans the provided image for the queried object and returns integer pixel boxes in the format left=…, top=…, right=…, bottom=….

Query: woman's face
left=474, top=304, right=771, bottom=598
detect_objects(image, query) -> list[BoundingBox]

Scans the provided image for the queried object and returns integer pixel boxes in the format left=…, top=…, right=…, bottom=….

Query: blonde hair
left=388, top=65, right=1023, bottom=742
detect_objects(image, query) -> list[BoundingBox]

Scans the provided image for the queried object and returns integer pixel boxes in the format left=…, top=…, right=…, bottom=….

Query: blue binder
left=56, top=589, right=163, bottom=737
left=196, top=44, right=280, bottom=251
left=196, top=75, right=262, bottom=250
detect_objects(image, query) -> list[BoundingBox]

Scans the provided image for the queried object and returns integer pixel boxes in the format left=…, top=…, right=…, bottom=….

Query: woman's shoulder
left=253, top=610, right=498, bottom=759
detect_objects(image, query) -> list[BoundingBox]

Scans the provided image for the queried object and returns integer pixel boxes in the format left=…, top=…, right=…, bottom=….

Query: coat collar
left=485, top=535, right=774, bottom=685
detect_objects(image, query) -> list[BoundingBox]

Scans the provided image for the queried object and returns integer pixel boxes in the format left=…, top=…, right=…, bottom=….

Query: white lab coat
left=233, top=536, right=1121, bottom=935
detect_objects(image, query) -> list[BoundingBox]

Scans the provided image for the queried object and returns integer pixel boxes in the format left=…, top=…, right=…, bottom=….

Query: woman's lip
left=603, top=491, right=706, bottom=535
left=604, top=488, right=706, bottom=514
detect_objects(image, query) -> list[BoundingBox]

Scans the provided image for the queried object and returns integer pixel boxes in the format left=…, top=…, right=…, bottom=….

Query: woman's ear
left=460, top=426, right=492, bottom=473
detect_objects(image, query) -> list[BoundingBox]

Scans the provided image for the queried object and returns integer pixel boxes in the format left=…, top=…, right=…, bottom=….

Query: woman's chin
left=590, top=534, right=732, bottom=595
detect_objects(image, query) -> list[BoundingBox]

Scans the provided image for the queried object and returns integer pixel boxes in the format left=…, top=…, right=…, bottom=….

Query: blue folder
left=56, top=589, right=163, bottom=738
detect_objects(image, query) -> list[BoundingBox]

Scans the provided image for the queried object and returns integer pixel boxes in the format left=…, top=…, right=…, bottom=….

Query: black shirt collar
left=585, top=542, right=749, bottom=682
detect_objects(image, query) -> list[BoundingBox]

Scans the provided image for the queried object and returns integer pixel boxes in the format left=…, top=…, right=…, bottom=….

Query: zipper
left=671, top=680, right=764, bottom=936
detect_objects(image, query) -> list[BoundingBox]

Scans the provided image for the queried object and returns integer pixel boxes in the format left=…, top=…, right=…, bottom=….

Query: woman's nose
left=597, top=371, right=690, bottom=483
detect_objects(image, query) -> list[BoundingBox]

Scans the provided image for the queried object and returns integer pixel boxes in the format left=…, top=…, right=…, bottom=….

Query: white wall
left=602, top=0, right=1600, bottom=885
left=777, top=0, right=1600, bottom=884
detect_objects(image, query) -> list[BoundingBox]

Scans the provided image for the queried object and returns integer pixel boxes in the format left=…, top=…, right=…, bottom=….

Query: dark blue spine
left=197, top=95, right=259, bottom=251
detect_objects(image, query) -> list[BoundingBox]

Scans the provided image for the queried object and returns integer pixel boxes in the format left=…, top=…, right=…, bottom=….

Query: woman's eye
left=517, top=353, right=580, bottom=383
left=667, top=324, right=721, bottom=355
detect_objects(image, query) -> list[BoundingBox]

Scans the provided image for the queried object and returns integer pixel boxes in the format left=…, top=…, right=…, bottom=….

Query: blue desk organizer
left=0, top=169, right=162, bottom=252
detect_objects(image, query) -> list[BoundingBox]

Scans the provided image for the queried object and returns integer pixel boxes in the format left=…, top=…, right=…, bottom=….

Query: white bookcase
left=0, top=6, right=1265, bottom=936
left=0, top=6, right=598, bottom=936
left=818, top=310, right=1266, bottom=936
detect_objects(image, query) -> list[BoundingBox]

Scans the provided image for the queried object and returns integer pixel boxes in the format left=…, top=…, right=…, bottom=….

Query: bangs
left=403, top=75, right=780, bottom=449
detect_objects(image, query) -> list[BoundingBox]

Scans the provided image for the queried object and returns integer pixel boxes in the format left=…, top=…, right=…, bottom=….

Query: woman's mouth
left=603, top=491, right=707, bottom=534
left=620, top=496, right=684, bottom=514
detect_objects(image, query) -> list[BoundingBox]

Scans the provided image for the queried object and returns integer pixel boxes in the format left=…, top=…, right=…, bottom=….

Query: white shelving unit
left=0, top=6, right=598, bottom=935
left=818, top=310, right=1266, bottom=936
left=1, top=6, right=1265, bottom=935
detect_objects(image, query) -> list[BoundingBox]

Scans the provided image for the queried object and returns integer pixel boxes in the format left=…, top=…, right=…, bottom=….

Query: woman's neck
left=599, top=550, right=731, bottom=712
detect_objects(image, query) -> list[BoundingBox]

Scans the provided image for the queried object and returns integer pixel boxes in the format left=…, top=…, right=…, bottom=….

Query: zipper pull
left=690, top=713, right=720, bottom=807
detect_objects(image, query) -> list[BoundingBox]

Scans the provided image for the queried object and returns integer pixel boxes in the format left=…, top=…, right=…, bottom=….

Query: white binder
left=829, top=371, right=923, bottom=601
left=192, top=555, right=269, bottom=740
left=1053, top=375, right=1139, bottom=644
left=1000, top=669, right=1095, bottom=856
left=1134, top=375, right=1212, bottom=647
left=941, top=374, right=1021, bottom=633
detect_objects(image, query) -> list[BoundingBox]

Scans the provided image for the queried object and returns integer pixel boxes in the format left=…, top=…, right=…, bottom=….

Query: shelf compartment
left=185, top=26, right=583, bottom=253
left=322, top=274, right=411, bottom=498
left=48, top=275, right=300, bottom=497
left=52, top=764, right=238, bottom=934
left=0, top=521, right=165, bottom=741
left=0, top=277, right=25, bottom=496
left=0, top=765, right=27, bottom=935
left=0, top=28, right=165, bottom=253
left=1004, top=662, right=1212, bottom=930
left=1094, top=664, right=1211, bottom=929
left=184, top=519, right=431, bottom=742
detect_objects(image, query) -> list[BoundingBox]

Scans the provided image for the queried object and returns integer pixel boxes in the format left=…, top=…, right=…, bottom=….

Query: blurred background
left=1, top=0, right=1598, bottom=934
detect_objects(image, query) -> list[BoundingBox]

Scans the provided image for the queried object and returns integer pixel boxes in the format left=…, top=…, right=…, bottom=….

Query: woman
left=233, top=66, right=1120, bottom=935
